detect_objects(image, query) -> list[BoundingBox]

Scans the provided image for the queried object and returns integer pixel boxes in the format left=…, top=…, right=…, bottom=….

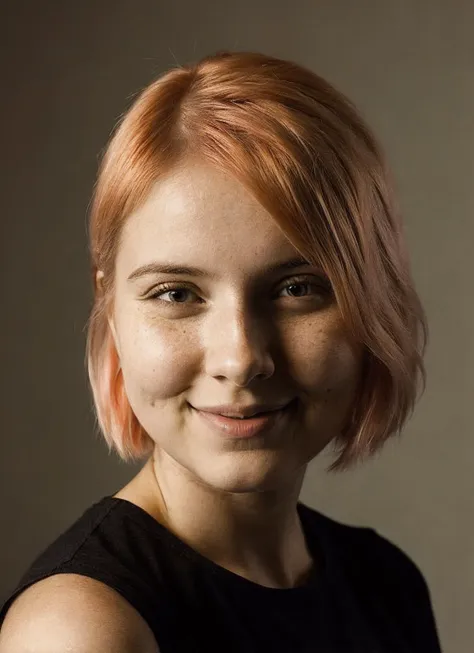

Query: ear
left=108, top=314, right=120, bottom=358
left=96, top=269, right=121, bottom=359
left=95, top=269, right=105, bottom=294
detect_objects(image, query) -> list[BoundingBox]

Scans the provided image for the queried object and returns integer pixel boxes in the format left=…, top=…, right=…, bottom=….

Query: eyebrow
left=127, top=256, right=312, bottom=282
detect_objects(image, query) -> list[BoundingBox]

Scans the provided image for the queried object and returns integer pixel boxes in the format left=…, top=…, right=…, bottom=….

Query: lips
left=191, top=401, right=292, bottom=419
left=193, top=400, right=296, bottom=438
left=218, top=407, right=281, bottom=419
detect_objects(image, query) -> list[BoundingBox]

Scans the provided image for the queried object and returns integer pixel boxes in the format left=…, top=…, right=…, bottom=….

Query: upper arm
left=0, top=574, right=160, bottom=653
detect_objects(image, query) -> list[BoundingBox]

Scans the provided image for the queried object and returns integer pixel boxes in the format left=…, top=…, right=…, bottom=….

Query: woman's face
left=108, top=159, right=362, bottom=492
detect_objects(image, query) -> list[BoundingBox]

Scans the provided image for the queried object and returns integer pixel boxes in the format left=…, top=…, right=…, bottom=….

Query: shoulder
left=304, top=504, right=424, bottom=574
left=344, top=522, right=430, bottom=591
left=0, top=573, right=160, bottom=653
left=303, top=505, right=441, bottom=648
left=301, top=503, right=433, bottom=600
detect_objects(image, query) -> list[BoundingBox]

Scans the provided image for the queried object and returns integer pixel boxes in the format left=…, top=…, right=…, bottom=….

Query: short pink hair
left=86, top=51, right=428, bottom=471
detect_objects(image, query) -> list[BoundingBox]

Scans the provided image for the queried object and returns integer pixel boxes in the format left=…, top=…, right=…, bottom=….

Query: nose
left=204, top=305, right=275, bottom=387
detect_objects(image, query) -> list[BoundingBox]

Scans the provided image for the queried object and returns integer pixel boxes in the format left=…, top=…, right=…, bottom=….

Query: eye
left=147, top=283, right=201, bottom=304
left=276, top=276, right=332, bottom=300
left=278, top=281, right=322, bottom=299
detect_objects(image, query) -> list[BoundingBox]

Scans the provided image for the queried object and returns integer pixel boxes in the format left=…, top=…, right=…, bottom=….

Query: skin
left=104, top=158, right=363, bottom=589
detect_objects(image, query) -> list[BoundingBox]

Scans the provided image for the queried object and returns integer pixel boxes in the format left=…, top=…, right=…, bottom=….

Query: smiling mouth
left=188, top=399, right=298, bottom=439
left=189, top=401, right=294, bottom=420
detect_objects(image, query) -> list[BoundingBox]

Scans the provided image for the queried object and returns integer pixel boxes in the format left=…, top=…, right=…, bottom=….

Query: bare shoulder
left=0, top=574, right=160, bottom=652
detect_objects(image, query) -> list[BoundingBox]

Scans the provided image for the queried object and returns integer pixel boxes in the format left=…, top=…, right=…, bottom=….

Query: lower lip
left=192, top=401, right=295, bottom=438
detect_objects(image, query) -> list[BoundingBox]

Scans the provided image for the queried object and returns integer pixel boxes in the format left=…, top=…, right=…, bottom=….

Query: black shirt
left=0, top=496, right=442, bottom=652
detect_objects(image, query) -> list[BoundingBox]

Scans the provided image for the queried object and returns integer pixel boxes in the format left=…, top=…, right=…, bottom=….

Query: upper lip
left=192, top=401, right=292, bottom=418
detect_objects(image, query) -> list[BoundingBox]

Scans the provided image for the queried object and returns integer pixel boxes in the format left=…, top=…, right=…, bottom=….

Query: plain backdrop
left=1, top=1, right=472, bottom=651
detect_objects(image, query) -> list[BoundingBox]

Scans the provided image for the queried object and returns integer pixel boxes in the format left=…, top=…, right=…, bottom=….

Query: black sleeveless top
left=0, top=497, right=441, bottom=652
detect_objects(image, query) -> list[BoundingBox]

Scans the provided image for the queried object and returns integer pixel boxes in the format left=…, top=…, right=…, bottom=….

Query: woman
left=0, top=51, right=442, bottom=652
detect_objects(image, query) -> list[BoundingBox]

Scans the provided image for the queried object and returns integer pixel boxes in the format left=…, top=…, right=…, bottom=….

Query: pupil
left=171, top=290, right=188, bottom=302
left=288, top=284, right=306, bottom=297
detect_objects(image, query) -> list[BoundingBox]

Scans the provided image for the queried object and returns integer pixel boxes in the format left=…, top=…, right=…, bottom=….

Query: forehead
left=117, top=160, right=300, bottom=276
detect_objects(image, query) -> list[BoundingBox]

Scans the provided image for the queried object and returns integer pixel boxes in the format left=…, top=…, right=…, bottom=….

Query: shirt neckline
left=100, top=495, right=330, bottom=599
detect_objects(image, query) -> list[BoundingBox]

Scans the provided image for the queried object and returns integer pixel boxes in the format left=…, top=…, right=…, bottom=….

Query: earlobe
left=108, top=316, right=121, bottom=359
left=95, top=270, right=105, bottom=294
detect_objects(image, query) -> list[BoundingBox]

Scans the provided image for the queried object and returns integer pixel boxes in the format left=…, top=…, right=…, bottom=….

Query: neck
left=118, top=452, right=315, bottom=589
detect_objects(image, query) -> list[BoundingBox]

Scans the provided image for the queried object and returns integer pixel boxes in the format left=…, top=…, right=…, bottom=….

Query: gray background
left=1, top=1, right=472, bottom=650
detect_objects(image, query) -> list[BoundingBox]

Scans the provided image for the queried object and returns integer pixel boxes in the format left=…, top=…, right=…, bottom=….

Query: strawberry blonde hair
left=86, top=51, right=428, bottom=471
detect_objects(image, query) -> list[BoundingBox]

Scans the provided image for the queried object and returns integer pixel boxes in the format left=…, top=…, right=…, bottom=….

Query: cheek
left=319, top=342, right=362, bottom=410
left=117, top=313, right=197, bottom=402
left=288, top=322, right=363, bottom=452
left=288, top=320, right=362, bottom=402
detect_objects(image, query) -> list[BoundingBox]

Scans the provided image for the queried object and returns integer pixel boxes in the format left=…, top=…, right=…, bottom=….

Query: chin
left=193, top=455, right=302, bottom=494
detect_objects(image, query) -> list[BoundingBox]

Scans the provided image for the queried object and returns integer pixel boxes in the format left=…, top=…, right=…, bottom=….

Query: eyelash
left=146, top=276, right=331, bottom=306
